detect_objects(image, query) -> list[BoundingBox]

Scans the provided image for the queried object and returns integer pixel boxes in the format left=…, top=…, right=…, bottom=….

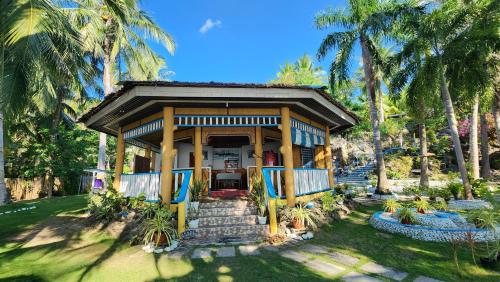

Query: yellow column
left=144, top=145, right=152, bottom=172
left=280, top=107, right=296, bottom=207
left=255, top=126, right=263, bottom=176
left=161, top=107, right=175, bottom=206
left=177, top=202, right=186, bottom=234
left=324, top=126, right=335, bottom=188
left=113, top=127, right=125, bottom=190
left=315, top=146, right=325, bottom=168
left=194, top=126, right=203, bottom=179
left=268, top=198, right=278, bottom=234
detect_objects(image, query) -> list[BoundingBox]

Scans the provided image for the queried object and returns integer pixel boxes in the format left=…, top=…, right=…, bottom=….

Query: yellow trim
left=160, top=107, right=175, bottom=206
left=228, top=108, right=280, bottom=115
left=113, top=128, right=125, bottom=190
left=296, top=191, right=329, bottom=202
left=290, top=111, right=326, bottom=129
left=177, top=202, right=186, bottom=235
left=280, top=107, right=296, bottom=207
left=255, top=126, right=263, bottom=179
left=122, top=112, right=163, bottom=132
left=169, top=204, right=178, bottom=213
left=194, top=127, right=204, bottom=191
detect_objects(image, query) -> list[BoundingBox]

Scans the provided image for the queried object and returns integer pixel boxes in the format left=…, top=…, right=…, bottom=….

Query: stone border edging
left=0, top=206, right=36, bottom=216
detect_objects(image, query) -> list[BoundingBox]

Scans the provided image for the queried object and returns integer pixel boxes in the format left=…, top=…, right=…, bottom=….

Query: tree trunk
left=377, top=81, right=384, bottom=123
left=0, top=33, right=8, bottom=205
left=480, top=113, right=491, bottom=178
left=493, top=95, right=500, bottom=146
left=469, top=94, right=480, bottom=180
left=97, top=18, right=114, bottom=171
left=438, top=68, right=472, bottom=199
left=419, top=123, right=430, bottom=188
left=46, top=90, right=63, bottom=198
left=360, top=34, right=389, bottom=194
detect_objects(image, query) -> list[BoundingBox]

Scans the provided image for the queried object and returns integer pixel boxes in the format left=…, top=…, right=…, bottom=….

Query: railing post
left=262, top=168, right=278, bottom=235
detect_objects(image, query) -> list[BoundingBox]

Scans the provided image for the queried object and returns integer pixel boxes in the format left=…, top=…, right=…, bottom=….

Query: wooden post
left=280, top=107, right=296, bottom=207
left=194, top=126, right=203, bottom=182
left=268, top=198, right=278, bottom=234
left=144, top=145, right=152, bottom=172
left=177, top=202, right=186, bottom=234
left=324, top=126, right=335, bottom=188
left=113, top=127, right=125, bottom=190
left=161, top=107, right=175, bottom=206
left=255, top=126, right=263, bottom=176
left=315, top=146, right=325, bottom=168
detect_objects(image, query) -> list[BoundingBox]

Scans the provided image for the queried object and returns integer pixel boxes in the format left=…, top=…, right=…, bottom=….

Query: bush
left=140, top=204, right=177, bottom=247
left=447, top=182, right=464, bottom=200
left=397, top=206, right=417, bottom=225
left=433, top=200, right=448, bottom=211
left=321, top=192, right=344, bottom=212
left=88, top=189, right=126, bottom=222
left=402, top=185, right=425, bottom=197
left=471, top=179, right=492, bottom=200
left=280, top=202, right=324, bottom=230
left=383, top=199, right=401, bottom=213
left=386, top=155, right=414, bottom=179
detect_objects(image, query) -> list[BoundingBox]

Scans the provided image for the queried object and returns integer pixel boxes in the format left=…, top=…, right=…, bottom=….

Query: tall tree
left=314, top=0, right=417, bottom=193
left=0, top=0, right=86, bottom=204
left=70, top=0, right=175, bottom=171
left=270, top=54, right=326, bottom=86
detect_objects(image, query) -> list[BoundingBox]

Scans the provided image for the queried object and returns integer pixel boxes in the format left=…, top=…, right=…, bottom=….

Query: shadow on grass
left=0, top=274, right=47, bottom=282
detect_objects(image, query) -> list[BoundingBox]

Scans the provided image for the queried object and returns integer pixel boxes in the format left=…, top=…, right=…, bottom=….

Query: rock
left=285, top=228, right=291, bottom=235
left=301, top=232, right=314, bottom=240
left=154, top=248, right=164, bottom=254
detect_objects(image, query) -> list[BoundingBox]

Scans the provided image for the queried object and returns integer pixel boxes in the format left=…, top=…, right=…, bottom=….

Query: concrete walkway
left=187, top=243, right=443, bottom=282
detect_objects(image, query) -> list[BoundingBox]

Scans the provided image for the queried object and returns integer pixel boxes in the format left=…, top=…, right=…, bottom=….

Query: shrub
left=426, top=188, right=440, bottom=201
left=386, top=155, right=414, bottom=179
left=249, top=175, right=267, bottom=217
left=467, top=209, right=498, bottom=229
left=433, top=200, right=448, bottom=211
left=189, top=179, right=205, bottom=202
left=397, top=206, right=417, bottom=225
left=471, top=179, right=492, bottom=200
left=321, top=192, right=336, bottom=212
left=383, top=199, right=401, bottom=213
left=282, top=202, right=324, bottom=230
left=88, top=189, right=125, bottom=221
left=447, top=182, right=464, bottom=200
left=438, top=188, right=452, bottom=201
left=402, top=185, right=425, bottom=197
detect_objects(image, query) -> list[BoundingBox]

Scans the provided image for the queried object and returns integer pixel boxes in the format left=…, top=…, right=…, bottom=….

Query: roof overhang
left=80, top=81, right=359, bottom=137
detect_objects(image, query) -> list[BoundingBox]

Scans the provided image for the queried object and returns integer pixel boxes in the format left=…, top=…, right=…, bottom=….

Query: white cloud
left=199, top=19, right=222, bottom=34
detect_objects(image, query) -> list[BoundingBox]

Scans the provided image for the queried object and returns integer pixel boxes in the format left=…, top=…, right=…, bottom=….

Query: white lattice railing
left=120, top=172, right=160, bottom=200
left=293, top=169, right=329, bottom=196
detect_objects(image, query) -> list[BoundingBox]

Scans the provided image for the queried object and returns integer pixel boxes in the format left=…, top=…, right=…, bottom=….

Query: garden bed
left=369, top=211, right=499, bottom=242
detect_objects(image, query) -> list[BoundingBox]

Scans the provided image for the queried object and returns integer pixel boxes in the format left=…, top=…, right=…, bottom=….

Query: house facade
left=80, top=81, right=358, bottom=234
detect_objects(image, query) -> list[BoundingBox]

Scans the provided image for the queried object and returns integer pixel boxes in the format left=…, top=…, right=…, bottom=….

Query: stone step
left=197, top=206, right=257, bottom=217
left=185, top=235, right=264, bottom=246
left=199, top=200, right=251, bottom=209
left=198, top=215, right=258, bottom=227
left=193, top=224, right=269, bottom=239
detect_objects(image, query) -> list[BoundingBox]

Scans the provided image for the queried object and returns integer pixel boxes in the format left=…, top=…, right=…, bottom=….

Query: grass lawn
left=0, top=195, right=498, bottom=281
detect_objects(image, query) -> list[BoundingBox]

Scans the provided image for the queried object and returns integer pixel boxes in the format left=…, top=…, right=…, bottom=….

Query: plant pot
left=429, top=196, right=436, bottom=201
left=387, top=208, right=396, bottom=213
left=417, top=208, right=425, bottom=214
left=292, top=218, right=303, bottom=229
left=188, top=219, right=199, bottom=229
left=479, top=257, right=498, bottom=268
left=152, top=233, right=168, bottom=246
left=190, top=201, right=200, bottom=211
left=257, top=216, right=267, bottom=225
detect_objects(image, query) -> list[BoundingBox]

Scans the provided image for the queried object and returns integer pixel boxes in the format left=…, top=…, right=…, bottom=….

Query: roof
left=79, top=81, right=359, bottom=124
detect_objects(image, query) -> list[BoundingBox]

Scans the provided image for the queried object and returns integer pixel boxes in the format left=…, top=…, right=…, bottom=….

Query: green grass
left=0, top=195, right=498, bottom=281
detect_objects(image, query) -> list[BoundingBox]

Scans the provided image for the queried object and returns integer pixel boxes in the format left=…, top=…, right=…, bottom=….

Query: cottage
left=80, top=81, right=357, bottom=237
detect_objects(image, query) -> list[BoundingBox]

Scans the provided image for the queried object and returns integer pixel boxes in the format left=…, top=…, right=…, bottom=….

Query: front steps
left=187, top=199, right=269, bottom=245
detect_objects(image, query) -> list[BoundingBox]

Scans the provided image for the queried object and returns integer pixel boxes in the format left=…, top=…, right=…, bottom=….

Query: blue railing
left=171, top=169, right=193, bottom=204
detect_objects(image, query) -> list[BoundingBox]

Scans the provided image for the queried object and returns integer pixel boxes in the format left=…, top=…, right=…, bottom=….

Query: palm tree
left=0, top=0, right=86, bottom=204
left=69, top=0, right=175, bottom=171
left=270, top=54, right=326, bottom=86
left=314, top=0, right=417, bottom=194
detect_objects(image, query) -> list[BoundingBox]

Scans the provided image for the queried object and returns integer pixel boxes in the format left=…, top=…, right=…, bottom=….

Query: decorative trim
left=174, top=115, right=280, bottom=127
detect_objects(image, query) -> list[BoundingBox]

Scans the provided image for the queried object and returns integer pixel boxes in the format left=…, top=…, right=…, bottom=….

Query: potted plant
left=141, top=206, right=177, bottom=247
left=189, top=179, right=205, bottom=212
left=187, top=206, right=200, bottom=229
left=397, top=206, right=416, bottom=225
left=414, top=199, right=431, bottom=214
left=285, top=202, right=323, bottom=230
left=383, top=199, right=401, bottom=213
left=250, top=175, right=267, bottom=225
left=468, top=209, right=499, bottom=267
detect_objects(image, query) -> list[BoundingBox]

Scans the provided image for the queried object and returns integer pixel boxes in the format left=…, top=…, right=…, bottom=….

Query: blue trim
left=171, top=170, right=193, bottom=204
left=123, top=119, right=163, bottom=140
left=373, top=211, right=490, bottom=232
left=290, top=118, right=325, bottom=137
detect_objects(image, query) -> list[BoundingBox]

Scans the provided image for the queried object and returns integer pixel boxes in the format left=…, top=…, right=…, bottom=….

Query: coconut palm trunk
left=419, top=123, right=430, bottom=188
left=0, top=34, right=8, bottom=205
left=377, top=81, right=384, bottom=123
left=97, top=18, right=114, bottom=171
left=480, top=113, right=490, bottom=178
left=469, top=94, right=480, bottom=180
left=360, top=34, right=389, bottom=193
left=438, top=68, right=473, bottom=199
left=493, top=94, right=500, bottom=145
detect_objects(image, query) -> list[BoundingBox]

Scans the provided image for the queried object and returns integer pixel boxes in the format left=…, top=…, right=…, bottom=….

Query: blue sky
left=141, top=0, right=359, bottom=83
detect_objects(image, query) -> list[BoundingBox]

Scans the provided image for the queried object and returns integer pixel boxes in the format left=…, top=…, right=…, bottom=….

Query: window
left=301, top=147, right=314, bottom=168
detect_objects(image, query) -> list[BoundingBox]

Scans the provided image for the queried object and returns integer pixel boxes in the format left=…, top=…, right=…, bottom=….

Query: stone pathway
left=189, top=243, right=442, bottom=282
left=360, top=262, right=408, bottom=281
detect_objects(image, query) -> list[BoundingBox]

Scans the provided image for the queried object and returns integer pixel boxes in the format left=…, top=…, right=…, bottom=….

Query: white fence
left=120, top=173, right=160, bottom=200
left=293, top=169, right=329, bottom=195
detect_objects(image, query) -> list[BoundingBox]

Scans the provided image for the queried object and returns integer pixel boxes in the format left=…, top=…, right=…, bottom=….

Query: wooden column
left=194, top=126, right=205, bottom=192
left=279, top=107, right=296, bottom=207
left=315, top=146, right=325, bottom=168
left=255, top=126, right=263, bottom=176
left=144, top=145, right=152, bottom=172
left=113, top=127, right=125, bottom=190
left=160, top=107, right=176, bottom=206
left=324, top=126, right=335, bottom=188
